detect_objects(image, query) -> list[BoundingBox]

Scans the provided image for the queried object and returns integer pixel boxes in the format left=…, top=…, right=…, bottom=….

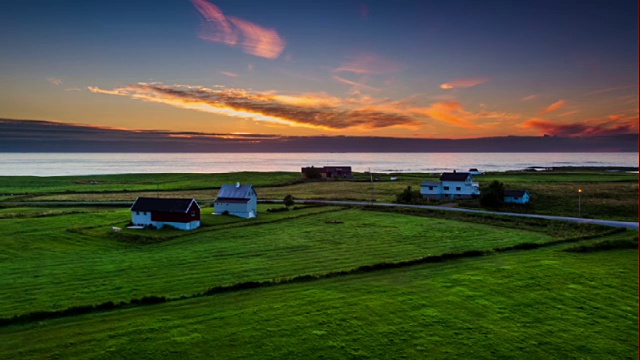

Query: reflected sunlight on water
left=0, top=152, right=637, bottom=176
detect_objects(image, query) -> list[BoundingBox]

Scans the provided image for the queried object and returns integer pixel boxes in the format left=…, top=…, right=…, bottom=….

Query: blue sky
left=0, top=0, right=637, bottom=139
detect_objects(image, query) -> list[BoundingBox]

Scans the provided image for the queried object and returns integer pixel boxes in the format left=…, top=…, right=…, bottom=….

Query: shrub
left=480, top=180, right=505, bottom=208
left=396, top=186, right=422, bottom=204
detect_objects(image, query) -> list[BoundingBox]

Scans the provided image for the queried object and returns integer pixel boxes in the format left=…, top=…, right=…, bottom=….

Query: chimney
left=453, top=170, right=456, bottom=173
left=236, top=182, right=240, bottom=188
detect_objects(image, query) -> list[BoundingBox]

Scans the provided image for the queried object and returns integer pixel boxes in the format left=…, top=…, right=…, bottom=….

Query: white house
left=130, top=197, right=201, bottom=230
left=504, top=190, right=530, bottom=204
left=420, top=171, right=480, bottom=200
left=214, top=183, right=258, bottom=218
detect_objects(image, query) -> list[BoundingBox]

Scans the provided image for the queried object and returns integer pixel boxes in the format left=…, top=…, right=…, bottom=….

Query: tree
left=480, top=180, right=505, bottom=208
left=283, top=194, right=295, bottom=208
left=396, top=186, right=422, bottom=204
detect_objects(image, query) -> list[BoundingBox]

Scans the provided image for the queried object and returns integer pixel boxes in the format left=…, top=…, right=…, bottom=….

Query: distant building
left=214, top=183, right=258, bottom=218
left=130, top=197, right=201, bottom=230
left=504, top=190, right=530, bottom=204
left=301, top=166, right=353, bottom=179
left=468, top=168, right=484, bottom=175
left=420, top=171, right=480, bottom=200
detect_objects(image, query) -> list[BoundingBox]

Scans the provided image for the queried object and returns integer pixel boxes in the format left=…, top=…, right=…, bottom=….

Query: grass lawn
left=1, top=233, right=636, bottom=359
left=0, top=206, right=564, bottom=317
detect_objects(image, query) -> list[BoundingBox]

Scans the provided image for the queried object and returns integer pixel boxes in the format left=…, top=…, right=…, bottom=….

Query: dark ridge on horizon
left=1, top=119, right=637, bottom=153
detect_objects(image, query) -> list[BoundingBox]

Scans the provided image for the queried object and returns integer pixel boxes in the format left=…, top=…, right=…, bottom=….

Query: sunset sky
left=0, top=0, right=637, bottom=139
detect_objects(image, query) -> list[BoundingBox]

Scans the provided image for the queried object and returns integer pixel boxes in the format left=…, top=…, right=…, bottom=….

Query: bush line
left=563, top=237, right=638, bottom=253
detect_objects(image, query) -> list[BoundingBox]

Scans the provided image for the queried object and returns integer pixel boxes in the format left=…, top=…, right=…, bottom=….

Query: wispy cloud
left=191, top=0, right=285, bottom=59
left=64, top=88, right=83, bottom=92
left=521, top=94, right=539, bottom=101
left=333, top=53, right=403, bottom=75
left=538, top=99, right=566, bottom=114
left=521, top=115, right=638, bottom=137
left=440, top=77, right=489, bottom=90
left=584, top=85, right=635, bottom=96
left=219, top=71, right=239, bottom=78
left=332, top=75, right=380, bottom=91
left=47, top=77, right=63, bottom=86
left=89, top=83, right=421, bottom=131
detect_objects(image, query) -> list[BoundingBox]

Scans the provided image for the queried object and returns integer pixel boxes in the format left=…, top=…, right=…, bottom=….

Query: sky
left=0, top=0, right=637, bottom=140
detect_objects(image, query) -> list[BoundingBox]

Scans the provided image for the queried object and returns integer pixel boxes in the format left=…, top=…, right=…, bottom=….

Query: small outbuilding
left=301, top=166, right=353, bottom=179
left=130, top=197, right=201, bottom=230
left=214, top=183, right=258, bottom=218
left=504, top=190, right=530, bottom=204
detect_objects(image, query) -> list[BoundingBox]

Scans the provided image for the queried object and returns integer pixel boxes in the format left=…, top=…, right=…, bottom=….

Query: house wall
left=132, top=211, right=152, bottom=226
left=153, top=220, right=200, bottom=230
left=215, top=200, right=257, bottom=218
left=420, top=184, right=442, bottom=199
left=441, top=180, right=477, bottom=199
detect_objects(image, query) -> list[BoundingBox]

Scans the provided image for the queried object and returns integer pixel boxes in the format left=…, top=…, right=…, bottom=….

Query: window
left=443, top=186, right=449, bottom=191
left=428, top=186, right=434, bottom=190
left=456, top=187, right=461, bottom=191
left=191, top=211, right=196, bottom=217
left=136, top=211, right=139, bottom=215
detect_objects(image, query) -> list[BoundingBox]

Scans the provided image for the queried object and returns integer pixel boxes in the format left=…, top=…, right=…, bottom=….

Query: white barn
left=420, top=171, right=480, bottom=200
left=214, top=183, right=258, bottom=218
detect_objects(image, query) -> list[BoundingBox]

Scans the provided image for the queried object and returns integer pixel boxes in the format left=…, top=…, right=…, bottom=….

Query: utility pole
left=370, top=167, right=375, bottom=203
left=578, top=188, right=582, bottom=216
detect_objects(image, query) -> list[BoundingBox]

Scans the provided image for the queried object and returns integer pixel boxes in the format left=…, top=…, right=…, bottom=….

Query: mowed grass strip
left=0, top=172, right=301, bottom=197
left=0, top=208, right=553, bottom=317
left=1, top=236, right=636, bottom=359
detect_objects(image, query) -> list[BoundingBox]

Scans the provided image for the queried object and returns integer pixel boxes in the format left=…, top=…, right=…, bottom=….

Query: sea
left=0, top=152, right=637, bottom=176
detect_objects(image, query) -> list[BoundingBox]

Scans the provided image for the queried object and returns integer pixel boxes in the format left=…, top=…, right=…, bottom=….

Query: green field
left=0, top=171, right=637, bottom=358
left=6, top=170, right=637, bottom=221
left=1, top=232, right=636, bottom=359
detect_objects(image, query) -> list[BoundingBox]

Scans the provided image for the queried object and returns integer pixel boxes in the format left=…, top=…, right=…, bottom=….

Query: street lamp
left=578, top=189, right=582, bottom=216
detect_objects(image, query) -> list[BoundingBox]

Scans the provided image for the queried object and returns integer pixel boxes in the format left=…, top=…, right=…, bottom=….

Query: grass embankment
left=5, top=170, right=637, bottom=221
left=1, top=232, right=636, bottom=359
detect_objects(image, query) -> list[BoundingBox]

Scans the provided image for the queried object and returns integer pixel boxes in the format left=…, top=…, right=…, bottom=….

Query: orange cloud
left=192, top=0, right=285, bottom=59
left=333, top=53, right=403, bottom=74
left=440, top=77, right=489, bottom=90
left=89, top=83, right=421, bottom=131
left=521, top=115, right=637, bottom=137
left=410, top=102, right=477, bottom=128
left=538, top=99, right=566, bottom=114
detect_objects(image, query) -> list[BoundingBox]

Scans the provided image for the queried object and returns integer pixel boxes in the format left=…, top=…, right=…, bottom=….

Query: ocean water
left=0, top=152, right=637, bottom=176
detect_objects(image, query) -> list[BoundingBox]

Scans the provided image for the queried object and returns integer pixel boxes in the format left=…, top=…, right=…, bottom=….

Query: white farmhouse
left=420, top=171, right=480, bottom=200
left=214, top=183, right=258, bottom=218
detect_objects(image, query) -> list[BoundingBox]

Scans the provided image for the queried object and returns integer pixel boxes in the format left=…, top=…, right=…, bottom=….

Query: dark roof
left=504, top=190, right=528, bottom=197
left=131, top=197, right=198, bottom=213
left=439, top=172, right=471, bottom=181
left=216, top=183, right=256, bottom=199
